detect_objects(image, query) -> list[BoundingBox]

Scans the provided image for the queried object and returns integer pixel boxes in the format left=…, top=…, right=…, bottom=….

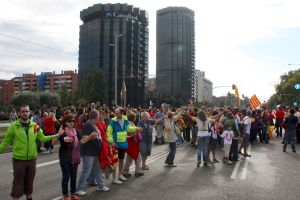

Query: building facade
left=38, top=70, right=78, bottom=94
left=79, top=3, right=149, bottom=106
left=0, top=80, right=13, bottom=105
left=0, top=70, right=78, bottom=105
left=156, top=7, right=195, bottom=106
left=195, top=70, right=213, bottom=103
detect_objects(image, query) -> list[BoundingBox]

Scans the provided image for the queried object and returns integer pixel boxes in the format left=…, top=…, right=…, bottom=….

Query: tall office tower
left=156, top=7, right=195, bottom=106
left=195, top=70, right=213, bottom=103
left=79, top=3, right=149, bottom=106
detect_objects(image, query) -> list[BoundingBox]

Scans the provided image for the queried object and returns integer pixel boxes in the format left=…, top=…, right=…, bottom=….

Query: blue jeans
left=59, top=157, right=78, bottom=196
left=76, top=155, right=105, bottom=192
left=165, top=142, right=176, bottom=165
left=197, top=136, right=210, bottom=162
left=283, top=130, right=296, bottom=150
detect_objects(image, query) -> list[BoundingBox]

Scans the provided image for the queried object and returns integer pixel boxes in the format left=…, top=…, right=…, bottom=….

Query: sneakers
left=135, top=172, right=144, bottom=177
left=165, top=163, right=177, bottom=167
left=63, top=195, right=71, bottom=200
left=118, top=174, right=127, bottom=181
left=97, top=186, right=110, bottom=192
left=197, top=161, right=201, bottom=167
left=76, top=190, right=87, bottom=196
left=112, top=178, right=123, bottom=184
left=71, top=194, right=80, bottom=200
left=43, top=150, right=50, bottom=154
left=283, top=149, right=286, bottom=152
left=122, top=173, right=131, bottom=178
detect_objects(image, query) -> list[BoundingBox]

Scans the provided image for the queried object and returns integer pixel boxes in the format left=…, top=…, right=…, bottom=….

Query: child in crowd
left=220, top=124, right=234, bottom=164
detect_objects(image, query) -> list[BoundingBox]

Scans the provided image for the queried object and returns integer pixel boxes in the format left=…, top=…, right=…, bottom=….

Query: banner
left=249, top=94, right=261, bottom=108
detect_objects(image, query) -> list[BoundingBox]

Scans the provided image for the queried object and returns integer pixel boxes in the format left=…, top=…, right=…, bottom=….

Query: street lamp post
left=112, top=33, right=123, bottom=106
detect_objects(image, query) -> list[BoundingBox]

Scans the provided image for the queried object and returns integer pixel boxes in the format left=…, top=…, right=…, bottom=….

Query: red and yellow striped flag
left=249, top=94, right=261, bottom=109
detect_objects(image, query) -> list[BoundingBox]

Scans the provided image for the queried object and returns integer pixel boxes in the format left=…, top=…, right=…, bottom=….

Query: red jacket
left=97, top=121, right=113, bottom=168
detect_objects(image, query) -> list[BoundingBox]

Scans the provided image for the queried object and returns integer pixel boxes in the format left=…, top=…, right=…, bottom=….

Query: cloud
left=1, top=0, right=300, bottom=101
left=0, top=71, right=16, bottom=80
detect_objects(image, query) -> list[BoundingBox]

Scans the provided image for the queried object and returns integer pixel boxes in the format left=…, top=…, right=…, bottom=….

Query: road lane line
left=10, top=159, right=59, bottom=172
left=240, top=145, right=251, bottom=180
left=230, top=161, right=241, bottom=179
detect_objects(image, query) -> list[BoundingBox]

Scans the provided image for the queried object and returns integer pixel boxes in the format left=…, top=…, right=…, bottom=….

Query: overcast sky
left=1, top=0, right=300, bottom=101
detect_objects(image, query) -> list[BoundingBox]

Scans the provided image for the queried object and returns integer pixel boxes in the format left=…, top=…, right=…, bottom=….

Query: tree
left=78, top=68, right=107, bottom=103
left=59, top=84, right=71, bottom=107
left=11, top=92, right=40, bottom=110
left=40, top=92, right=60, bottom=107
left=270, top=69, right=300, bottom=107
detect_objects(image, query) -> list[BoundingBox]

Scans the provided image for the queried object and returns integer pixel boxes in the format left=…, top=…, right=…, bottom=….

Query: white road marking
left=230, top=161, right=241, bottom=179
left=240, top=145, right=251, bottom=180
left=10, top=159, right=59, bottom=172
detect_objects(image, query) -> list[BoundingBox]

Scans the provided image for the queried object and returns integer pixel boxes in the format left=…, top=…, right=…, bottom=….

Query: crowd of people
left=1, top=102, right=299, bottom=200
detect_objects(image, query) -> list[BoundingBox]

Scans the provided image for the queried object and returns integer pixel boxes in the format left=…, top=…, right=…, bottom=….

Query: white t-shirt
left=243, top=116, right=251, bottom=134
left=196, top=119, right=210, bottom=137
left=211, top=123, right=217, bottom=139
left=221, top=130, right=234, bottom=144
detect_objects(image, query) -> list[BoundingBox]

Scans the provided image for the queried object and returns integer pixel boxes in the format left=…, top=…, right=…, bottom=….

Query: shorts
left=242, top=134, right=250, bottom=147
left=139, top=141, right=152, bottom=156
left=118, top=148, right=126, bottom=160
left=11, top=158, right=36, bottom=198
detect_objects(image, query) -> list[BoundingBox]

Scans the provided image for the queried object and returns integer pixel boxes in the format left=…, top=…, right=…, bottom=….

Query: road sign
left=295, top=84, right=300, bottom=89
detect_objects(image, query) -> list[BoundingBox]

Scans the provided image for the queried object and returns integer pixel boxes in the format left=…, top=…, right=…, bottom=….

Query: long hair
left=197, top=110, right=207, bottom=122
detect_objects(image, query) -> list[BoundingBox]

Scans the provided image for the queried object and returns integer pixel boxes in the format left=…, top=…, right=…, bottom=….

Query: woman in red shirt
left=43, top=112, right=56, bottom=153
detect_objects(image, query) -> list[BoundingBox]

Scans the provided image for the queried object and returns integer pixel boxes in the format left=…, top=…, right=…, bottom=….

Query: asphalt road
left=0, top=137, right=299, bottom=200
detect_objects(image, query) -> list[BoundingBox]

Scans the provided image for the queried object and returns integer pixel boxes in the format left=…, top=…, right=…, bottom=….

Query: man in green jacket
left=0, top=104, right=60, bottom=200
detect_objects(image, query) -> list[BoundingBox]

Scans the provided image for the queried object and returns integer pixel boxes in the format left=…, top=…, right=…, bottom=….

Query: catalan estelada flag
left=249, top=94, right=261, bottom=108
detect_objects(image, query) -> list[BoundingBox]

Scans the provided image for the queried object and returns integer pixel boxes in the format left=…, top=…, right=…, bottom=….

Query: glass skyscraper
left=79, top=3, right=149, bottom=106
left=156, top=7, right=195, bottom=106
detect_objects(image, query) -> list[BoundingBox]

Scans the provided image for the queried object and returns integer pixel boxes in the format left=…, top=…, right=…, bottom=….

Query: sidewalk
left=0, top=122, right=11, bottom=128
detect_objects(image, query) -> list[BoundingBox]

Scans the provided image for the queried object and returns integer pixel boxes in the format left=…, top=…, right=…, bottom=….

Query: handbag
left=71, top=144, right=81, bottom=165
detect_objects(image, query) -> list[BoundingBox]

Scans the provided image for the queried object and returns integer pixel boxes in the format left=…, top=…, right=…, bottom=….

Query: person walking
left=122, top=112, right=144, bottom=177
left=76, top=110, right=110, bottom=196
left=0, top=104, right=60, bottom=200
left=283, top=109, right=298, bottom=152
left=107, top=107, right=137, bottom=183
left=239, top=110, right=252, bottom=157
left=275, top=106, right=285, bottom=138
left=138, top=111, right=154, bottom=170
left=191, top=110, right=216, bottom=166
left=52, top=114, right=80, bottom=200
left=43, top=112, right=56, bottom=153
left=164, top=108, right=184, bottom=167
